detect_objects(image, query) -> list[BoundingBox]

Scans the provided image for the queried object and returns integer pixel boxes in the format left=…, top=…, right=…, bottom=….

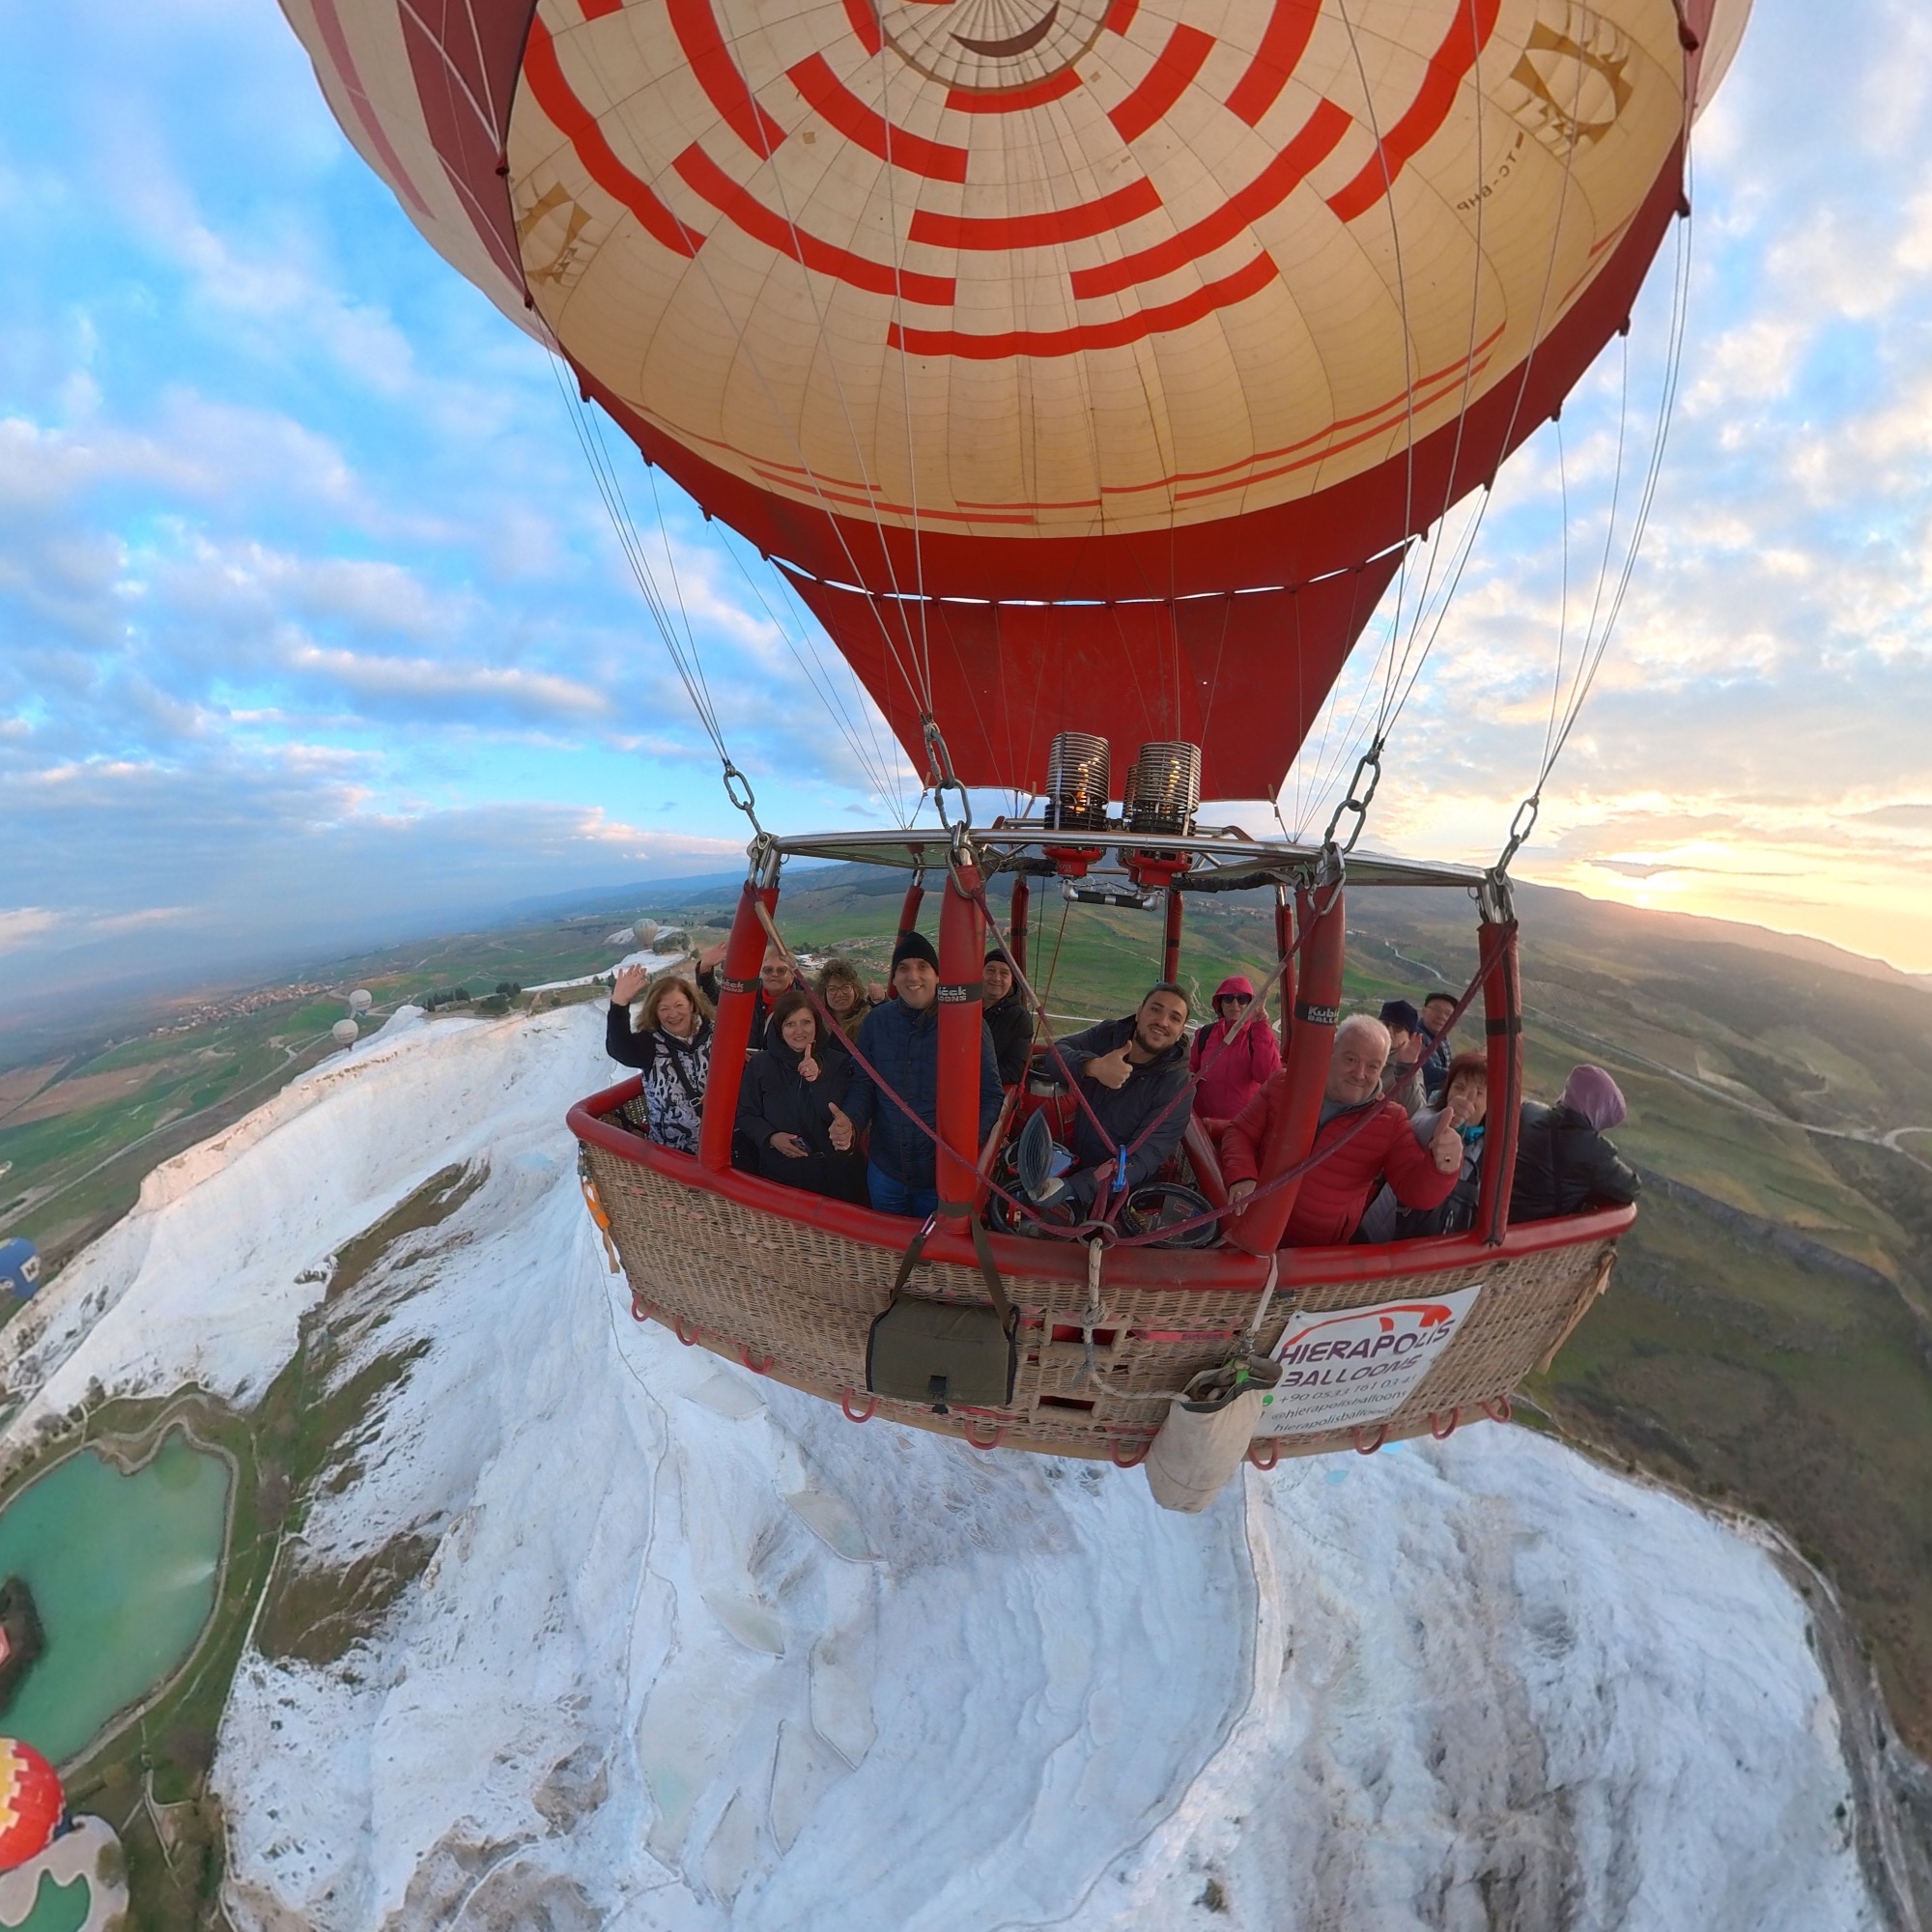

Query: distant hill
left=1510, top=881, right=1932, bottom=995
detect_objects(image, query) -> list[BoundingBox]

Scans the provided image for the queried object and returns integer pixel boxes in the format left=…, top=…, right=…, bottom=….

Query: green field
left=0, top=913, right=654, bottom=1273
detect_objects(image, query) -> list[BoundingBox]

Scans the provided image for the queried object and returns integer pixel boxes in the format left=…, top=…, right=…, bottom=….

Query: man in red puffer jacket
left=1221, top=1014, right=1465, bottom=1246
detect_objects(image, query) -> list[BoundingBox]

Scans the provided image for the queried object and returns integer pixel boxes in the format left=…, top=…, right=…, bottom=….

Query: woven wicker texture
left=583, top=1126, right=1616, bottom=1463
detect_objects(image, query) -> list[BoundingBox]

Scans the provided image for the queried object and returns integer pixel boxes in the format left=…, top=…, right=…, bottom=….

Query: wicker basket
left=575, top=1094, right=1623, bottom=1463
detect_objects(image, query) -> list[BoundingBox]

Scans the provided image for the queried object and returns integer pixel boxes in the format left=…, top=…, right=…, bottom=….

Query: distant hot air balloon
left=0, top=1240, right=39, bottom=1300
left=349, top=989, right=374, bottom=1015
left=283, top=0, right=1747, bottom=799
left=331, top=1019, right=360, bottom=1046
left=0, top=1739, right=63, bottom=1872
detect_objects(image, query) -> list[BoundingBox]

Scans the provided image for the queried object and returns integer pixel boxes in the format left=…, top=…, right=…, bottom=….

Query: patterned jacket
left=604, top=1003, right=712, bottom=1155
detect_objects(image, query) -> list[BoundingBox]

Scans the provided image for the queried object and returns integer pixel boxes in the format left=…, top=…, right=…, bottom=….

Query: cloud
left=283, top=645, right=607, bottom=719
left=0, top=910, right=60, bottom=955
left=3, top=0, right=1930, bottom=998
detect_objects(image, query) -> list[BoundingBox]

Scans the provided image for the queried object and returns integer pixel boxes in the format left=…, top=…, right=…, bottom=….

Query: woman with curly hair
left=814, top=956, right=874, bottom=1048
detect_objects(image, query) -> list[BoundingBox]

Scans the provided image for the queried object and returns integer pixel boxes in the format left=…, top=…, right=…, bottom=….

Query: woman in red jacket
left=1221, top=1015, right=1464, bottom=1246
left=1189, top=975, right=1282, bottom=1141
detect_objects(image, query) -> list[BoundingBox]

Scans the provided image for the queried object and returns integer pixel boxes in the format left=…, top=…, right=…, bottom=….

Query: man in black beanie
left=830, top=930, right=1002, bottom=1216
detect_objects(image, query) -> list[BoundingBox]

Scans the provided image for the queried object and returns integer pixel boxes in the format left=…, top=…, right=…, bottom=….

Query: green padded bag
left=866, top=1207, right=1017, bottom=1412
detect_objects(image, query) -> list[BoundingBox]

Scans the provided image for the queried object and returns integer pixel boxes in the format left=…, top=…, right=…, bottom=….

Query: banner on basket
left=1254, top=1285, right=1484, bottom=1437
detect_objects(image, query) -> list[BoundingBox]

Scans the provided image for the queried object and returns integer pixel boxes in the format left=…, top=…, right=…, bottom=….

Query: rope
left=748, top=900, right=1064, bottom=1234
left=721, top=529, right=910, bottom=820
left=1500, top=190, right=1697, bottom=873
left=960, top=867, right=1322, bottom=1179
left=545, top=353, right=730, bottom=770
left=1288, top=1, right=1598, bottom=840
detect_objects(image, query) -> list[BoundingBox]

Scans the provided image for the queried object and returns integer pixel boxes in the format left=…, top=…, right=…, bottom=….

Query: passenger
left=1358, top=1050, right=1491, bottom=1242
left=829, top=932, right=1002, bottom=1218
left=1418, top=991, right=1459, bottom=1101
left=1189, top=974, right=1281, bottom=1137
left=981, top=948, right=1034, bottom=1087
left=1022, top=983, right=1194, bottom=1215
left=604, top=966, right=714, bottom=1156
left=736, top=991, right=868, bottom=1204
left=1512, top=1065, right=1642, bottom=1220
left=1221, top=1014, right=1463, bottom=1246
left=815, top=957, right=870, bottom=1049
left=696, top=939, right=795, bottom=1051
left=1377, top=999, right=1428, bottom=1116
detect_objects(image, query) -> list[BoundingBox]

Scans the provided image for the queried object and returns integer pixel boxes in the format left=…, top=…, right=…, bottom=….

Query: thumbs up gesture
left=799, top=1043, right=820, bottom=1083
left=1086, top=1037, right=1134, bottom=1091
left=828, top=1101, right=854, bottom=1151
left=1429, top=1107, right=1463, bottom=1174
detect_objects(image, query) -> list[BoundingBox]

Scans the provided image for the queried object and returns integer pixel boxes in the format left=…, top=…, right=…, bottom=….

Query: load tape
left=1485, top=1015, right=1524, bottom=1037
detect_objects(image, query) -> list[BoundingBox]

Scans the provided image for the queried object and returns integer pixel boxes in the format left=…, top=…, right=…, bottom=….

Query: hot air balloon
left=331, top=1019, right=360, bottom=1046
left=0, top=1240, right=39, bottom=1300
left=286, top=0, right=1747, bottom=1495
left=0, top=1739, right=63, bottom=1872
left=349, top=988, right=375, bottom=1015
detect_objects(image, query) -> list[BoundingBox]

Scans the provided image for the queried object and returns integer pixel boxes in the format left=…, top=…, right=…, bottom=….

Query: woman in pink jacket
left=1189, top=975, right=1282, bottom=1139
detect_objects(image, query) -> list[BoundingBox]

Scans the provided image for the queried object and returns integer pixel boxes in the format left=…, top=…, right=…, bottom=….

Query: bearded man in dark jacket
left=1030, top=983, right=1194, bottom=1213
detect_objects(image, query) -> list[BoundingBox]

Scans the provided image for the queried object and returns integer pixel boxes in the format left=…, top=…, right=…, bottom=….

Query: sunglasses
left=1219, top=994, right=1253, bottom=1007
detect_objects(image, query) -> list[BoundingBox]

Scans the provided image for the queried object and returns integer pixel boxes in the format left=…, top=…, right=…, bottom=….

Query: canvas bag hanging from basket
left=867, top=1206, right=1017, bottom=1412
left=1144, top=1354, right=1284, bottom=1514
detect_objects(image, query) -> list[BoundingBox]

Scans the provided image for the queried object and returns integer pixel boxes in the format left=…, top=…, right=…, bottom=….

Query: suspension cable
left=1291, top=9, right=1599, bottom=841
left=1499, top=189, right=1696, bottom=876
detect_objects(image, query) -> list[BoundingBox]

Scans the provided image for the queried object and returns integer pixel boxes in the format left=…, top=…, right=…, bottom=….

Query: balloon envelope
left=285, top=0, right=1748, bottom=797
left=0, top=1738, right=62, bottom=1872
left=349, top=989, right=374, bottom=1014
left=331, top=1019, right=360, bottom=1045
left=0, top=1239, right=39, bottom=1301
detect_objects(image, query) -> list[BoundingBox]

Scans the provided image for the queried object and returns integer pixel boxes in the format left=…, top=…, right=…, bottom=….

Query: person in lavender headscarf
left=1511, top=1065, right=1643, bottom=1223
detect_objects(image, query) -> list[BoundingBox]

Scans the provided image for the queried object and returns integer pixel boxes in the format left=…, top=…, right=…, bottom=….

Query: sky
left=2, top=0, right=1930, bottom=1011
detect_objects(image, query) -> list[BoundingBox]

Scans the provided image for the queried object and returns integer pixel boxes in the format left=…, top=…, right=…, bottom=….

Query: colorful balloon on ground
left=0, top=1241, right=39, bottom=1300
left=284, top=0, right=1748, bottom=797
left=0, top=1739, right=62, bottom=1872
